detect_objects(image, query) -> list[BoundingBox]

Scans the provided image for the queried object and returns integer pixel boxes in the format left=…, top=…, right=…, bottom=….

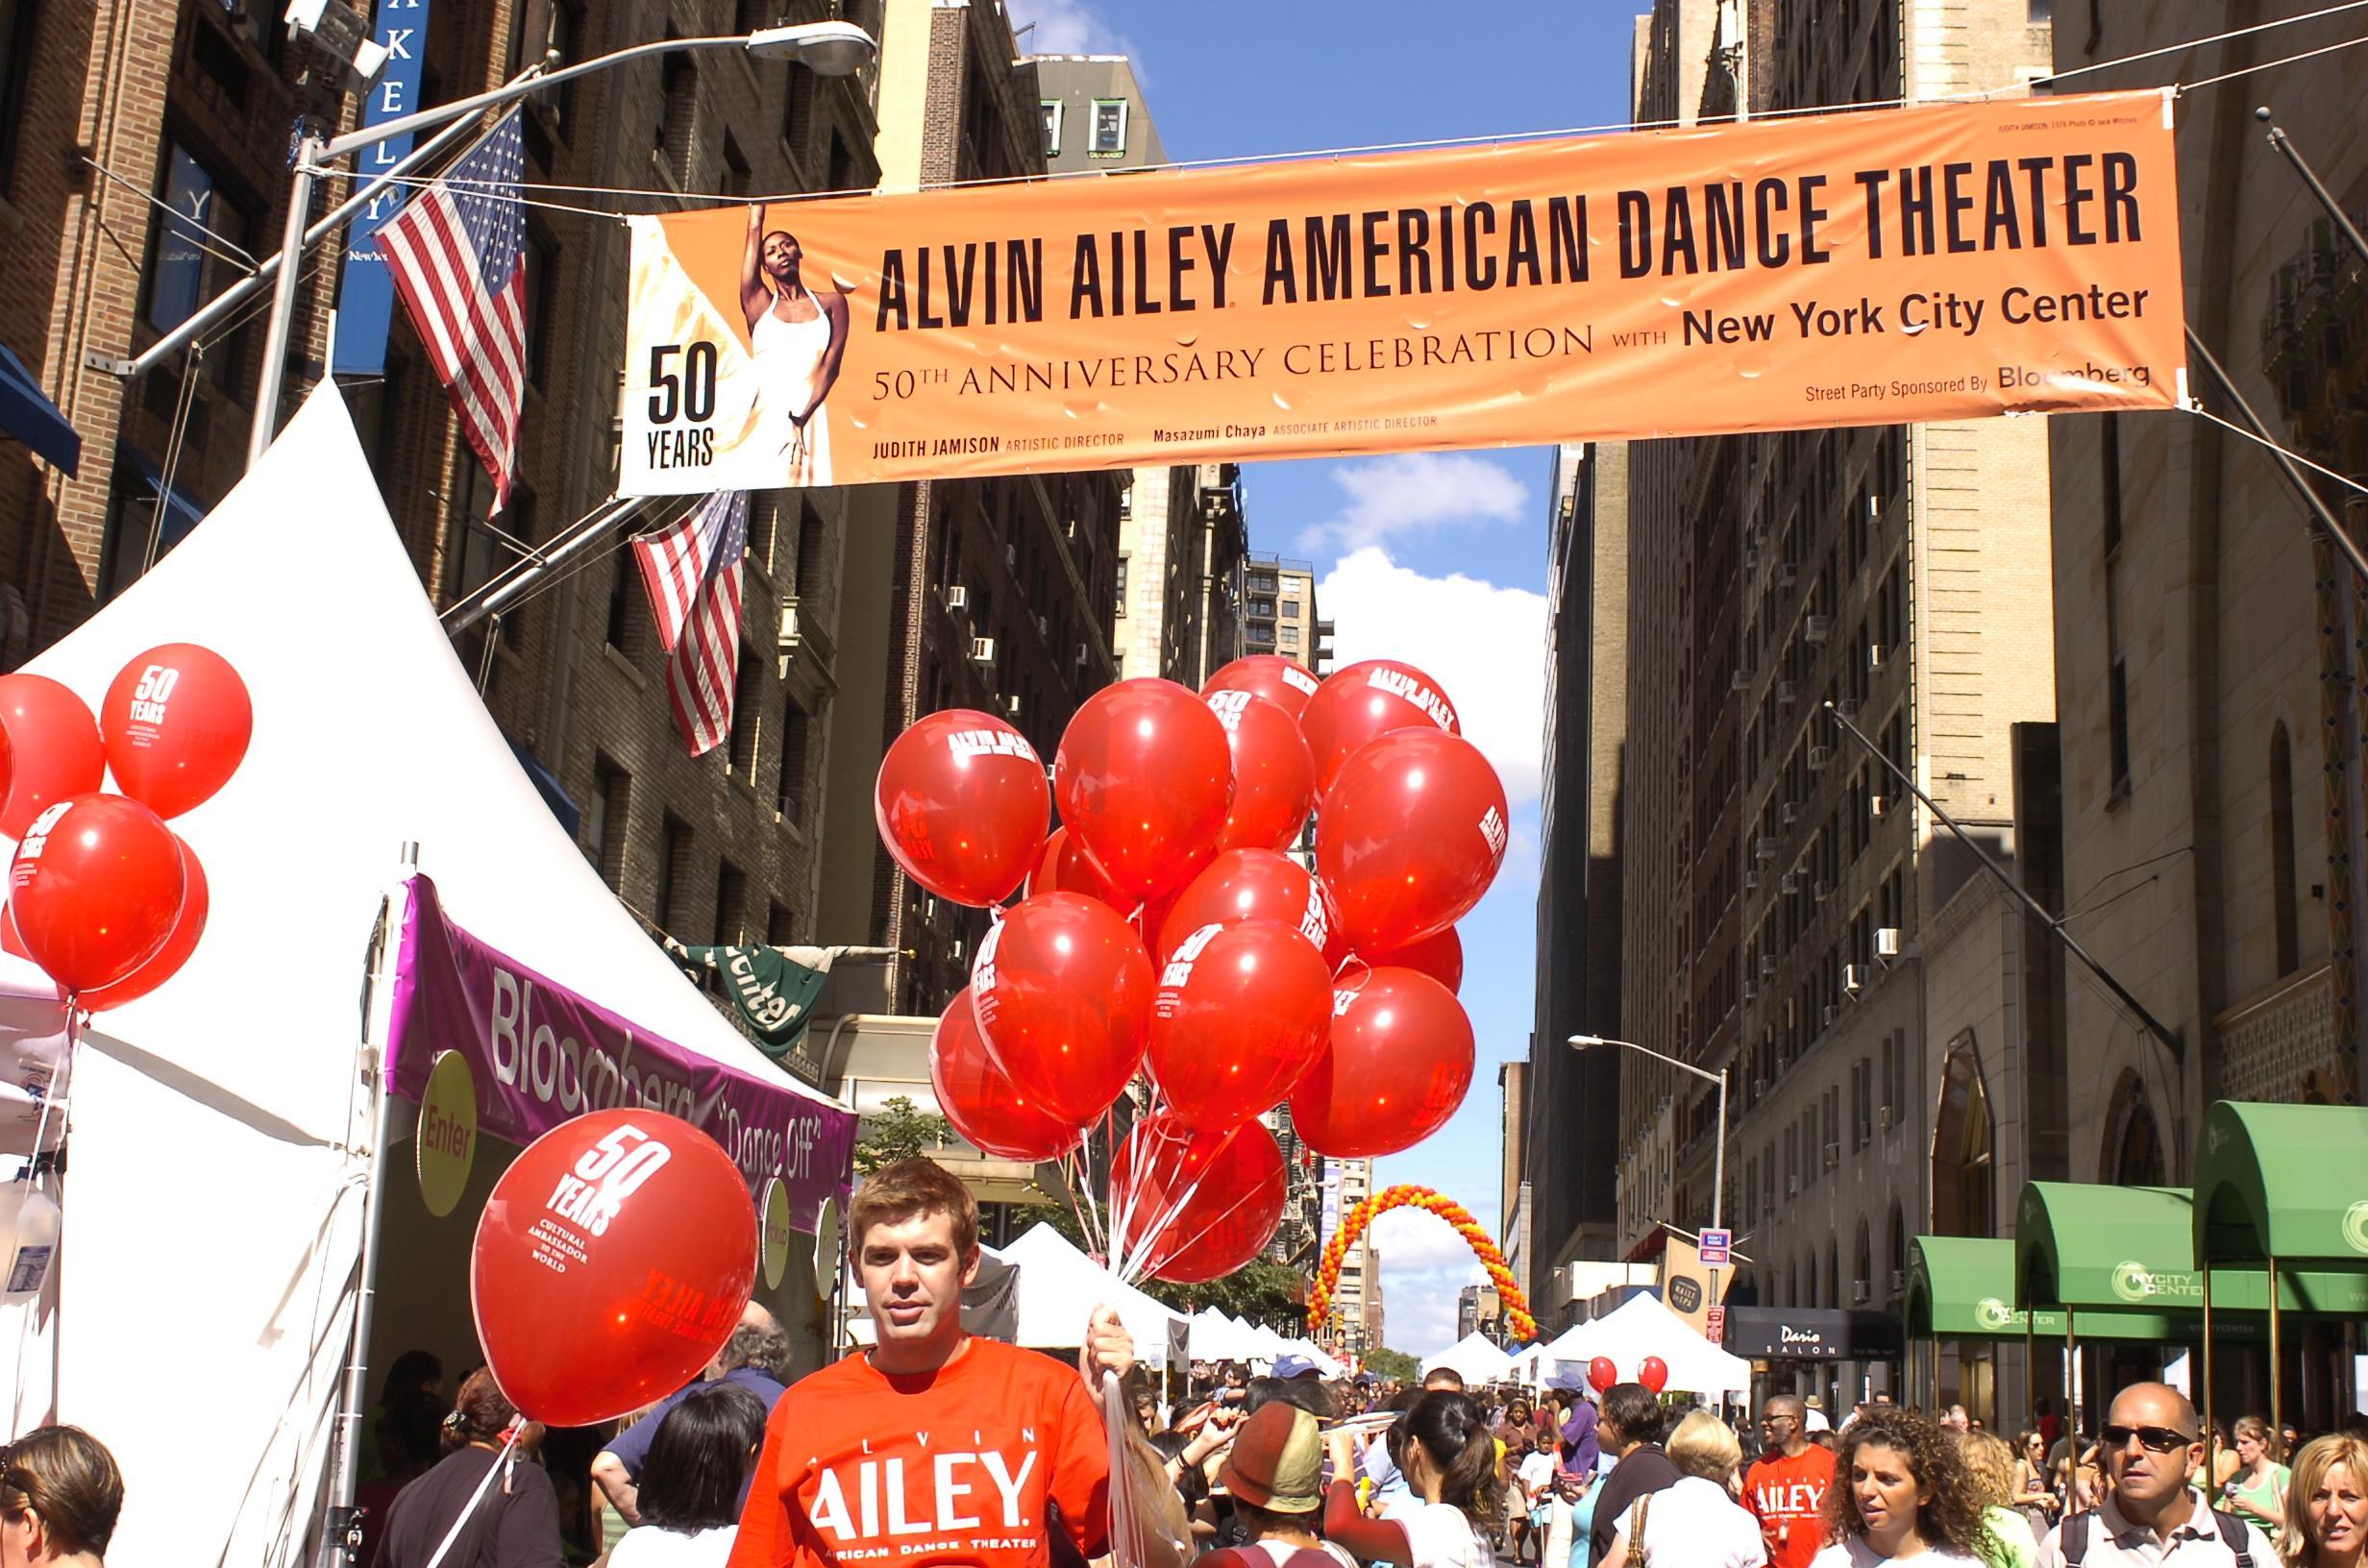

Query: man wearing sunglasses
left=2037, top=1382, right=2273, bottom=1566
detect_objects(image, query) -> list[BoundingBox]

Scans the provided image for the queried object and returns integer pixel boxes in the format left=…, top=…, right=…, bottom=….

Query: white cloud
left=1296, top=454, right=1531, bottom=555
left=1008, top=0, right=1134, bottom=56
left=1317, top=549, right=1547, bottom=806
left=1368, top=1209, right=1489, bottom=1359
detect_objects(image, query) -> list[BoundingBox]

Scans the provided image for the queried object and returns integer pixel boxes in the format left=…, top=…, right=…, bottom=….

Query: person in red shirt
left=1745, top=1395, right=1836, bottom=1568
left=726, top=1158, right=1155, bottom=1568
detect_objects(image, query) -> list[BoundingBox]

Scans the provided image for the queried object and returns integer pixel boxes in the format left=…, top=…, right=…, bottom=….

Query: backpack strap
left=1627, top=1491, right=1651, bottom=1568
left=2062, top=1508, right=2090, bottom=1565
left=2209, top=1507, right=2254, bottom=1568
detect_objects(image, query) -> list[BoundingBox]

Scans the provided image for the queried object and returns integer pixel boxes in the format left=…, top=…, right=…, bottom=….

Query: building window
left=728, top=652, right=761, bottom=779
left=657, top=56, right=698, bottom=186
left=2026, top=0, right=2052, bottom=20
left=144, top=143, right=256, bottom=379
left=1091, top=99, right=1127, bottom=157
left=714, top=859, right=747, bottom=945
left=1115, top=555, right=1129, bottom=616
left=606, top=551, right=640, bottom=654
left=0, top=0, right=37, bottom=197
left=589, top=756, right=630, bottom=891
left=2271, top=722, right=2299, bottom=976
left=781, top=62, right=816, bottom=162
left=654, top=814, right=691, bottom=933
left=1281, top=599, right=1301, bottom=618
left=777, top=694, right=811, bottom=824
left=1041, top=98, right=1063, bottom=157
left=525, top=226, right=559, bottom=387
left=1280, top=625, right=1300, bottom=649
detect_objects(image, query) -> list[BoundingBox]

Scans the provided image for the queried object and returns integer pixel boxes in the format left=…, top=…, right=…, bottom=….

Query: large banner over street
left=620, top=89, right=2184, bottom=494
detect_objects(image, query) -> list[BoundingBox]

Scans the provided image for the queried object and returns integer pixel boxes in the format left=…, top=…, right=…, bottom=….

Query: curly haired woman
left=1811, top=1407, right=2001, bottom=1566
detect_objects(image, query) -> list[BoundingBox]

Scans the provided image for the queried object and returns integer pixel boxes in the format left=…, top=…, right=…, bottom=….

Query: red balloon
left=1298, top=658, right=1461, bottom=796
left=1053, top=679, right=1232, bottom=900
left=1588, top=1357, right=1617, bottom=1393
left=0, top=676, right=104, bottom=840
left=1201, top=655, right=1323, bottom=723
left=1205, top=690, right=1317, bottom=853
left=1113, top=1111, right=1285, bottom=1283
left=8, top=795, right=184, bottom=993
left=1639, top=1356, right=1669, bottom=1394
left=1288, top=968, right=1474, bottom=1158
left=473, top=1110, right=756, bottom=1428
left=972, top=894, right=1154, bottom=1126
left=1352, top=927, right=1465, bottom=995
left=1148, top=919, right=1334, bottom=1130
left=929, top=985, right=1081, bottom=1161
left=1024, top=825, right=1128, bottom=913
left=875, top=710, right=1049, bottom=907
left=77, top=836, right=208, bottom=1011
left=100, top=644, right=253, bottom=820
left=1317, top=729, right=1508, bottom=952
left=1156, top=849, right=1331, bottom=963
left=0, top=900, right=26, bottom=962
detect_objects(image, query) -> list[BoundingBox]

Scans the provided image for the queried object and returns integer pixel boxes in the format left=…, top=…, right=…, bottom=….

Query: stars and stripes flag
left=634, top=491, right=749, bottom=757
left=376, top=110, right=528, bottom=513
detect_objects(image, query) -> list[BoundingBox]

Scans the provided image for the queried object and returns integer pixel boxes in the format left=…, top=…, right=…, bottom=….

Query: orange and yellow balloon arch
left=1310, top=1184, right=1537, bottom=1342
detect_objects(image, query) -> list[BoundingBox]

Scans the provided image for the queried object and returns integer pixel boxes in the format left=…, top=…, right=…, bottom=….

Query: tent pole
left=2202, top=1267, right=2214, bottom=1460
left=2268, top=1255, right=2283, bottom=1446
left=319, top=844, right=415, bottom=1567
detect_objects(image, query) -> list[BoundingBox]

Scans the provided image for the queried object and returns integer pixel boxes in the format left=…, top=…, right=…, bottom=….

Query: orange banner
left=620, top=89, right=2185, bottom=494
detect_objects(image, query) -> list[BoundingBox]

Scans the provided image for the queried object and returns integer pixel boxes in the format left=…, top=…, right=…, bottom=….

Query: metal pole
left=2183, top=326, right=2367, bottom=582
left=2268, top=1255, right=2283, bottom=1447
left=1708, top=1067, right=1727, bottom=1347
left=249, top=136, right=323, bottom=470
left=2203, top=1265, right=2215, bottom=1461
left=443, top=495, right=650, bottom=632
left=2257, top=109, right=2368, bottom=268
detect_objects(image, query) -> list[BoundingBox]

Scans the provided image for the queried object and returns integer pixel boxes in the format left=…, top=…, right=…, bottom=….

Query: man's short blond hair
left=850, top=1157, right=978, bottom=1256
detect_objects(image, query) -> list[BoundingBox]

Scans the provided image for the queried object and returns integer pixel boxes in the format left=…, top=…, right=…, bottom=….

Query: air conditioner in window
left=1754, top=836, right=1778, bottom=861
left=1760, top=953, right=1776, bottom=979
left=1879, top=1106, right=1896, bottom=1131
left=1834, top=698, right=1859, bottom=722
left=1744, top=545, right=1761, bottom=571
left=947, top=585, right=969, bottom=610
left=1037, top=613, right=1050, bottom=639
left=1005, top=542, right=1018, bottom=569
left=1813, top=878, right=1833, bottom=901
left=1780, top=800, right=1800, bottom=825
left=1808, top=745, right=1834, bottom=771
left=1852, top=1279, right=1870, bottom=1304
left=1005, top=694, right=1023, bottom=716
left=1876, top=926, right=1901, bottom=958
left=1869, top=794, right=1888, bottom=819
left=1743, top=979, right=1760, bottom=1000
left=1780, top=873, right=1799, bottom=896
left=969, top=637, right=996, bottom=663
left=1889, top=1268, right=1905, bottom=1291
left=1074, top=643, right=1090, bottom=667
left=1826, top=1141, right=1842, bottom=1164
left=1732, top=668, right=1756, bottom=691
left=1788, top=1175, right=1800, bottom=1197
left=1842, top=964, right=1864, bottom=993
left=1867, top=494, right=1884, bottom=519
left=951, top=938, right=966, bottom=962
left=1778, top=563, right=1799, bottom=589
left=1805, top=614, right=1833, bottom=643
left=1868, top=643, right=1887, bottom=669
left=1822, top=1003, right=1838, bottom=1027
left=1778, top=680, right=1799, bottom=706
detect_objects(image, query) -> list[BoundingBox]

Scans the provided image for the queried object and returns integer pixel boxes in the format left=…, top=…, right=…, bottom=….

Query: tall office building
left=1321, top=1155, right=1380, bottom=1354
left=1242, top=552, right=1333, bottom=672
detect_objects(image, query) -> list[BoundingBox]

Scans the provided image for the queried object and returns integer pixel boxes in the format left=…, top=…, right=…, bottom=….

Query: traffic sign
left=1700, top=1228, right=1732, bottom=1267
left=1705, top=1304, right=1728, bottom=1343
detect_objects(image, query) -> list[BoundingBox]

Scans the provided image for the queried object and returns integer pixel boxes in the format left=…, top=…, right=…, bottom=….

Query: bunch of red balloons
left=1586, top=1355, right=1670, bottom=1394
left=0, top=645, right=250, bottom=1008
left=875, top=653, right=1506, bottom=1282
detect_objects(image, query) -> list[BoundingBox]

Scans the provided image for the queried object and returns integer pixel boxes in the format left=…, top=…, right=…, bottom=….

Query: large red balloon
left=1156, top=849, right=1330, bottom=963
left=1205, top=690, right=1316, bottom=853
left=1351, top=926, right=1465, bottom=995
left=1299, top=658, right=1461, bottom=796
left=1023, top=825, right=1127, bottom=913
left=875, top=710, right=1049, bottom=907
left=1588, top=1357, right=1617, bottom=1393
left=1053, top=680, right=1231, bottom=900
left=1113, top=1112, right=1285, bottom=1284
left=1201, top=655, right=1323, bottom=723
left=473, top=1110, right=756, bottom=1428
left=8, top=795, right=184, bottom=993
left=972, top=894, right=1154, bottom=1126
left=1148, top=919, right=1333, bottom=1130
left=1289, top=968, right=1474, bottom=1158
left=0, top=676, right=104, bottom=840
left=77, top=836, right=208, bottom=1011
left=1317, top=729, right=1508, bottom=952
left=1639, top=1356, right=1669, bottom=1394
left=929, top=985, right=1080, bottom=1161
left=100, top=645, right=253, bottom=820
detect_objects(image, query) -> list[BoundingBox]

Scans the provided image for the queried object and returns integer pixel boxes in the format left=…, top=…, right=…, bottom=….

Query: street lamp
left=247, top=21, right=878, bottom=467
left=1568, top=1032, right=1728, bottom=1246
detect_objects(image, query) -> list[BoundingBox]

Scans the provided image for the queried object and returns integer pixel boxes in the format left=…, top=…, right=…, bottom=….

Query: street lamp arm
left=1567, top=1033, right=1723, bottom=1087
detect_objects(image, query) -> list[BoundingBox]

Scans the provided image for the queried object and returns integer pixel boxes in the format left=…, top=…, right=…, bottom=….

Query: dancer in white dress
left=740, top=202, right=850, bottom=486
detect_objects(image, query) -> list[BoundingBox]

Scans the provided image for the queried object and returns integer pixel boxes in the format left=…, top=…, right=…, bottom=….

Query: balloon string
left=1113, top=1112, right=1243, bottom=1289
left=420, top=1421, right=524, bottom=1568
left=9, top=1000, right=77, bottom=1427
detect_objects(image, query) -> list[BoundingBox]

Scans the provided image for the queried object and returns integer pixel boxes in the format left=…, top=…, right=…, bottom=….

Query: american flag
left=377, top=110, right=528, bottom=512
left=633, top=491, right=749, bottom=757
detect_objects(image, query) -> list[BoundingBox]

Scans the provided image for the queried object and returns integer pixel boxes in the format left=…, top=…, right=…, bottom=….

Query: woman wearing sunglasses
left=1810, top=1407, right=1998, bottom=1565
left=2012, top=1431, right=2060, bottom=1536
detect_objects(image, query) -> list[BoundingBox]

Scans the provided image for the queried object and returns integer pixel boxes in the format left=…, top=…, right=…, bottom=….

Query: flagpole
left=248, top=135, right=324, bottom=470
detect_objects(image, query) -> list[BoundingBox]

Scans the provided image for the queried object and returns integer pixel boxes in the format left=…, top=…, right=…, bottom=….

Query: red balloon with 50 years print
left=1350, top=925, right=1464, bottom=995
left=1317, top=728, right=1508, bottom=952
left=1288, top=967, right=1473, bottom=1159
left=929, top=984, right=1080, bottom=1162
left=75, top=834, right=209, bottom=1011
left=1112, top=1111, right=1285, bottom=1284
left=100, top=644, right=253, bottom=820
left=1023, top=825, right=1128, bottom=914
left=473, top=1109, right=755, bottom=1428
left=970, top=893, right=1153, bottom=1126
left=1200, top=654, right=1323, bottom=723
left=0, top=674, right=103, bottom=840
left=1204, top=689, right=1317, bottom=853
left=7, top=794, right=185, bottom=993
left=1588, top=1357, right=1617, bottom=1393
left=874, top=709, right=1048, bottom=907
left=1052, top=679, right=1232, bottom=900
left=1297, top=658, right=1461, bottom=796
left=1147, top=919, right=1333, bottom=1130
left=1155, top=849, right=1330, bottom=963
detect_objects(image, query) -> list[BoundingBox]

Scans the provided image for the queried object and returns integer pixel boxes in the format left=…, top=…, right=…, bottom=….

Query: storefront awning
left=2194, top=1100, right=2368, bottom=1267
left=1907, top=1234, right=2174, bottom=1340
left=0, top=344, right=79, bottom=477
left=2013, top=1182, right=2368, bottom=1319
left=1721, top=1306, right=1903, bottom=1360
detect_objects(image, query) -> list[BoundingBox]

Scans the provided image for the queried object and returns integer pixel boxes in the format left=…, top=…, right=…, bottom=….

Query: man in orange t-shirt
left=1744, top=1394, right=1836, bottom=1568
left=727, top=1158, right=1147, bottom=1568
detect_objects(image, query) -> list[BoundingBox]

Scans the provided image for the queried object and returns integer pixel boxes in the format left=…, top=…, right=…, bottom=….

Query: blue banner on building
left=331, top=0, right=433, bottom=377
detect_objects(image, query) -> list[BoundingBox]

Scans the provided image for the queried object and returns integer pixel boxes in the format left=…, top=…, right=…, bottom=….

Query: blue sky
left=1011, top=0, right=1635, bottom=1354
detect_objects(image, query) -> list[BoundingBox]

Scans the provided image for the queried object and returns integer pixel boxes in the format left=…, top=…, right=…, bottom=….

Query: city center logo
left=2110, top=1261, right=2154, bottom=1303
left=2342, top=1201, right=2368, bottom=1255
left=1975, top=1296, right=2020, bottom=1331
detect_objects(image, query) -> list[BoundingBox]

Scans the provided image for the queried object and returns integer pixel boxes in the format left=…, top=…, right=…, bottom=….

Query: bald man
left=2036, top=1382, right=2272, bottom=1566
left=1744, top=1394, right=1833, bottom=1568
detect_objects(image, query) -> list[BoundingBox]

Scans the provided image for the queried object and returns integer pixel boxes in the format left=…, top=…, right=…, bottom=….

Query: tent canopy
left=1423, top=1332, right=1515, bottom=1384
left=2194, top=1100, right=2368, bottom=1267
left=1540, top=1291, right=1749, bottom=1396
left=2013, top=1183, right=2368, bottom=1318
left=998, top=1224, right=1191, bottom=1367
left=1905, top=1235, right=2183, bottom=1340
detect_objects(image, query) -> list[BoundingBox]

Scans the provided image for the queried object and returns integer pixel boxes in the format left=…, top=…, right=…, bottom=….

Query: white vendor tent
left=998, top=1223, right=1192, bottom=1367
left=1189, top=1305, right=1257, bottom=1361
left=4, top=385, right=851, bottom=1566
left=1540, top=1291, right=1751, bottom=1396
left=1423, top=1332, right=1516, bottom=1385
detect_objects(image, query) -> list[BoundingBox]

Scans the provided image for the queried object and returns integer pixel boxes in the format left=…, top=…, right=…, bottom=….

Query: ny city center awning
left=1907, top=1235, right=2176, bottom=1341
left=2193, top=1100, right=2368, bottom=1267
left=2012, top=1182, right=2368, bottom=1321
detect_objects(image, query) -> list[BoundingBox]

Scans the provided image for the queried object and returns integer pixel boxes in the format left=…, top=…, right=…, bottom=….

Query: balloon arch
left=1310, top=1183, right=1537, bottom=1342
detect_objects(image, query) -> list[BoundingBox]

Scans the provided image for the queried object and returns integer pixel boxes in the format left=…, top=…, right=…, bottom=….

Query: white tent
left=1423, top=1332, right=1516, bottom=1385
left=1189, top=1305, right=1256, bottom=1361
left=997, top=1224, right=1192, bottom=1367
left=1540, top=1292, right=1751, bottom=1396
left=9, top=385, right=852, bottom=1565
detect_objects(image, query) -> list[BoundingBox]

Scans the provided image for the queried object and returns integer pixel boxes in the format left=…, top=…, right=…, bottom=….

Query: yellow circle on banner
left=762, top=1178, right=792, bottom=1291
left=415, top=1051, right=478, bottom=1218
left=815, top=1194, right=841, bottom=1281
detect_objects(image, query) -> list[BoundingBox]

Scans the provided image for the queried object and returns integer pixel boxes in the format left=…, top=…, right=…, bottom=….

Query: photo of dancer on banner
left=741, top=204, right=850, bottom=486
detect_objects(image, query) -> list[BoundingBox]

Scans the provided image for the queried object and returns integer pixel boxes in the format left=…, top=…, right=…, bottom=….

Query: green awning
left=1907, top=1235, right=2176, bottom=1340
left=2194, top=1100, right=2368, bottom=1267
left=2014, top=1182, right=2368, bottom=1317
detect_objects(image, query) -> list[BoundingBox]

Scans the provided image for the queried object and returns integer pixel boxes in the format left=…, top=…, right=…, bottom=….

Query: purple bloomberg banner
left=386, top=874, right=855, bottom=1232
